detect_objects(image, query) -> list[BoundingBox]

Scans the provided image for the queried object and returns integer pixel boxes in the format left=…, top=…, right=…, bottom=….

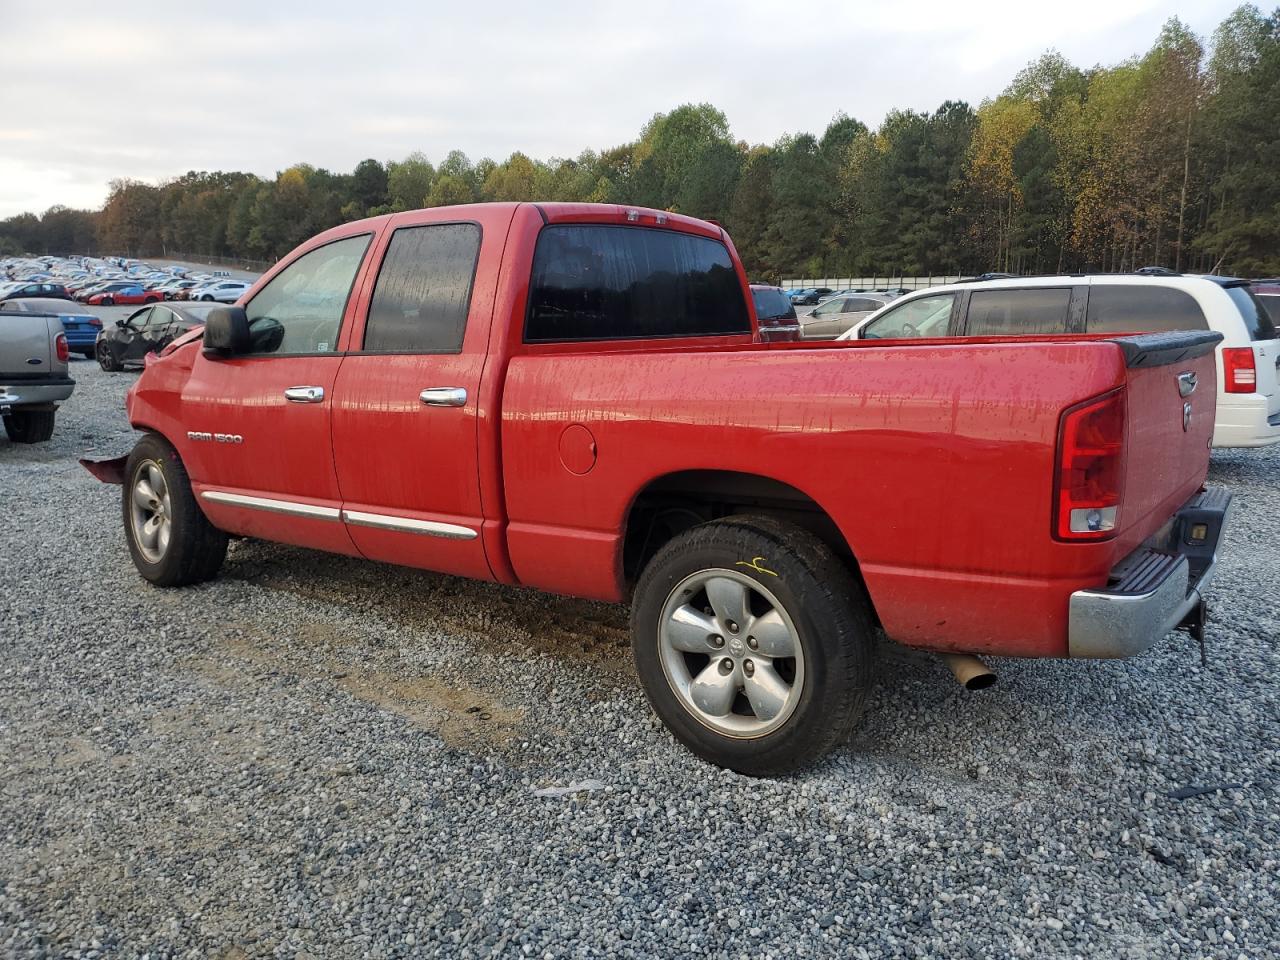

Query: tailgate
left=1113, top=331, right=1222, bottom=553
left=0, top=315, right=54, bottom=378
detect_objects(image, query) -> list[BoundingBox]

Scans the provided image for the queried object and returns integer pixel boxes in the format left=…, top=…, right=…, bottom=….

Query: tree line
left=2, top=6, right=1277, bottom=280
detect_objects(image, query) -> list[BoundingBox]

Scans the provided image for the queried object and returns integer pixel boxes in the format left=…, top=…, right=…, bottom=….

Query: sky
left=0, top=0, right=1242, bottom=218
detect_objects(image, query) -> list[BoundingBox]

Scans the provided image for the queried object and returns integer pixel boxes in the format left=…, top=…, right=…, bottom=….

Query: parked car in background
left=0, top=297, right=103, bottom=358
left=86, top=283, right=162, bottom=306
left=0, top=305, right=74, bottom=442
left=95, top=302, right=216, bottom=371
left=0, top=281, right=71, bottom=301
left=789, top=287, right=833, bottom=305
left=798, top=294, right=892, bottom=339
left=76, top=280, right=140, bottom=303
left=841, top=273, right=1280, bottom=448
left=749, top=284, right=801, bottom=341
left=195, top=279, right=252, bottom=302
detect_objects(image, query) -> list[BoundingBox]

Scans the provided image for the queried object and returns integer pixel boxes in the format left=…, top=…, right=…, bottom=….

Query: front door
left=330, top=219, right=492, bottom=580
left=180, top=232, right=375, bottom=555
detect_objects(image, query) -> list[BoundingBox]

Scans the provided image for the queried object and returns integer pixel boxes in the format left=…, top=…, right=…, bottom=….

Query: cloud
left=0, top=0, right=1240, bottom=217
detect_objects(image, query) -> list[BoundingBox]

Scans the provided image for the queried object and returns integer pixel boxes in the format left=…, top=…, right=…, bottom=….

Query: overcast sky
left=0, top=0, right=1239, bottom=218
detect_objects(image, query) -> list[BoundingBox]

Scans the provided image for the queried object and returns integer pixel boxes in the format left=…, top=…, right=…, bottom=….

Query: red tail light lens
left=1222, top=347, right=1256, bottom=393
left=55, top=332, right=69, bottom=363
left=1055, top=389, right=1126, bottom=541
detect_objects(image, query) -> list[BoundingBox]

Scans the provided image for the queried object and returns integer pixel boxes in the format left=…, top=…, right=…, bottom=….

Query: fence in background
left=166, top=251, right=275, bottom=273
left=780, top=276, right=966, bottom=291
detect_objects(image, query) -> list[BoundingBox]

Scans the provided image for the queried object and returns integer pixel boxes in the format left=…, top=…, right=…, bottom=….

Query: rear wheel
left=3, top=409, right=56, bottom=443
left=631, top=515, right=875, bottom=775
left=96, top=342, right=122, bottom=371
left=123, top=434, right=228, bottom=586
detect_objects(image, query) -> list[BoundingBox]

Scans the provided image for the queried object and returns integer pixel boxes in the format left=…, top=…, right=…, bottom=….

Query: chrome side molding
left=341, top=509, right=477, bottom=540
left=201, top=490, right=340, bottom=520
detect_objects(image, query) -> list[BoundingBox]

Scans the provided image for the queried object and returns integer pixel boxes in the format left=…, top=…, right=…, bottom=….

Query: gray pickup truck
left=1, top=310, right=75, bottom=442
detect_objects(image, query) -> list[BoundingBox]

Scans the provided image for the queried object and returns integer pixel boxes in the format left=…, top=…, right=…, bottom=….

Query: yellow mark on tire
left=736, top=556, right=777, bottom=577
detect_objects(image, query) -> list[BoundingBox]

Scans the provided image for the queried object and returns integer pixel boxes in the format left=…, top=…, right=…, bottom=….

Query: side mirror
left=202, top=306, right=251, bottom=357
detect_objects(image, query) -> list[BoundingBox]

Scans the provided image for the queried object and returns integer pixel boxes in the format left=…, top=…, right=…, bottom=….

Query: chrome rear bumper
left=1068, top=487, right=1233, bottom=659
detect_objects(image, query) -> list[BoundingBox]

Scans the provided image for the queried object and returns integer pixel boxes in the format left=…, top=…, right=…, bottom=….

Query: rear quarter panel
left=500, top=339, right=1154, bottom=656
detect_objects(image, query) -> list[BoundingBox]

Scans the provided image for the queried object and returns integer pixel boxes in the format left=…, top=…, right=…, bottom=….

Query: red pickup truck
left=85, top=202, right=1232, bottom=774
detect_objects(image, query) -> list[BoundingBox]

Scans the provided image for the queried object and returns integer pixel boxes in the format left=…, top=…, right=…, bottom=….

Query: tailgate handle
left=1177, top=372, right=1198, bottom=397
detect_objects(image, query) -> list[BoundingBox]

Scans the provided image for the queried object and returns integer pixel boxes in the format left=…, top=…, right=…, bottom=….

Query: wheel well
left=622, top=469, right=865, bottom=591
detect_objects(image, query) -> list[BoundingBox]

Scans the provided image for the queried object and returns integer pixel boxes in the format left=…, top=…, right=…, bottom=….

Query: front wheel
left=123, top=434, right=228, bottom=586
left=200, top=294, right=213, bottom=301
left=102, top=296, right=114, bottom=306
left=631, top=516, right=875, bottom=775
left=4, top=409, right=56, bottom=443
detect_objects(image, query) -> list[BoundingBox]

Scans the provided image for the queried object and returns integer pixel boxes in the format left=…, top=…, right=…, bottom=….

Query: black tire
left=102, top=296, right=114, bottom=306
left=96, top=342, right=121, bottom=371
left=3, top=409, right=56, bottom=443
left=631, top=515, right=875, bottom=776
left=123, top=433, right=228, bottom=586
left=200, top=294, right=213, bottom=301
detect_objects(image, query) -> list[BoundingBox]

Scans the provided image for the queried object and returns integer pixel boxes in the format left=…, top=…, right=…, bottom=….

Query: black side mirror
left=202, top=306, right=251, bottom=357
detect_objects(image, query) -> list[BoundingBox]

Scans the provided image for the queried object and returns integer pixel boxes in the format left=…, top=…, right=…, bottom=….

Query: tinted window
left=861, top=294, right=957, bottom=339
left=1257, top=293, right=1279, bottom=325
left=966, top=288, right=1072, bottom=335
left=244, top=234, right=371, bottom=355
left=751, top=288, right=796, bottom=322
left=846, top=298, right=884, bottom=312
left=1085, top=285, right=1207, bottom=334
left=1227, top=286, right=1278, bottom=341
left=525, top=225, right=750, bottom=342
left=812, top=298, right=848, bottom=317
left=364, top=223, right=480, bottom=353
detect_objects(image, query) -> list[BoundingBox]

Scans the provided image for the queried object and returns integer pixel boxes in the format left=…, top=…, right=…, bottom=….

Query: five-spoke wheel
left=130, top=460, right=172, bottom=563
left=659, top=570, right=804, bottom=738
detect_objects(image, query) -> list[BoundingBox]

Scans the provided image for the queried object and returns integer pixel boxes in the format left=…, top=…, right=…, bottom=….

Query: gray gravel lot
left=1, top=361, right=1277, bottom=959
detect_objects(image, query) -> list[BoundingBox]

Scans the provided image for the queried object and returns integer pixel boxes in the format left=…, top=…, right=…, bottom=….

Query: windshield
left=752, top=289, right=796, bottom=322
left=861, top=294, right=956, bottom=339
left=1231, top=286, right=1278, bottom=340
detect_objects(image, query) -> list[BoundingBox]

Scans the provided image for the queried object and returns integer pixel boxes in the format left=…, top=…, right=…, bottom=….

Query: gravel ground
left=1, top=362, right=1277, bottom=959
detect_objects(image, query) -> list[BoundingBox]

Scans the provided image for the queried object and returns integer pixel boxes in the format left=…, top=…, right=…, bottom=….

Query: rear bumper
left=0, top=378, right=75, bottom=408
left=1212, top=395, right=1280, bottom=448
left=1068, top=487, right=1233, bottom=658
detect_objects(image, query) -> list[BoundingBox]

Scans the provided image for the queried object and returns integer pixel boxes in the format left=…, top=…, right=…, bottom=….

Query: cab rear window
left=525, top=225, right=750, bottom=342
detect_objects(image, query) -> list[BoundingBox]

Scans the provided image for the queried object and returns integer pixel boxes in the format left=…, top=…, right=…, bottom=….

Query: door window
left=966, top=288, right=1072, bottom=335
left=845, top=298, right=883, bottom=313
left=811, top=298, right=847, bottom=317
left=362, top=223, right=481, bottom=353
left=243, top=234, right=372, bottom=355
left=861, top=294, right=957, bottom=339
left=525, top=225, right=750, bottom=342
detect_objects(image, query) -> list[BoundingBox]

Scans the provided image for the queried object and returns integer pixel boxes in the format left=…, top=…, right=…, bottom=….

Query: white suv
left=839, top=274, right=1280, bottom=448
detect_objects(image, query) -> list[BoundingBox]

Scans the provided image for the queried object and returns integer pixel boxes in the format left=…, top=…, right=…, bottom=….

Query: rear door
left=330, top=213, right=497, bottom=581
left=962, top=286, right=1079, bottom=335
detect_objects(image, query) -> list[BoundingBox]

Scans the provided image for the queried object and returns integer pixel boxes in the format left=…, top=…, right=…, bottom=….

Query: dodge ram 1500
left=83, top=202, right=1231, bottom=774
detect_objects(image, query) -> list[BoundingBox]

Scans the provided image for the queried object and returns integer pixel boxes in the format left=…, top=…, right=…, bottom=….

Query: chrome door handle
left=420, top=387, right=467, bottom=407
left=284, top=385, right=325, bottom=403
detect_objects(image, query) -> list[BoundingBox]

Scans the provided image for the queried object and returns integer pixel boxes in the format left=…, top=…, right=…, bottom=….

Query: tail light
left=1054, top=389, right=1126, bottom=541
left=55, top=332, right=69, bottom=363
left=1222, top=347, right=1256, bottom=393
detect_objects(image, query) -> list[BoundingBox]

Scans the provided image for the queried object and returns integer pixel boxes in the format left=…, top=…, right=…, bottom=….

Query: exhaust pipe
left=942, top=654, right=997, bottom=690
